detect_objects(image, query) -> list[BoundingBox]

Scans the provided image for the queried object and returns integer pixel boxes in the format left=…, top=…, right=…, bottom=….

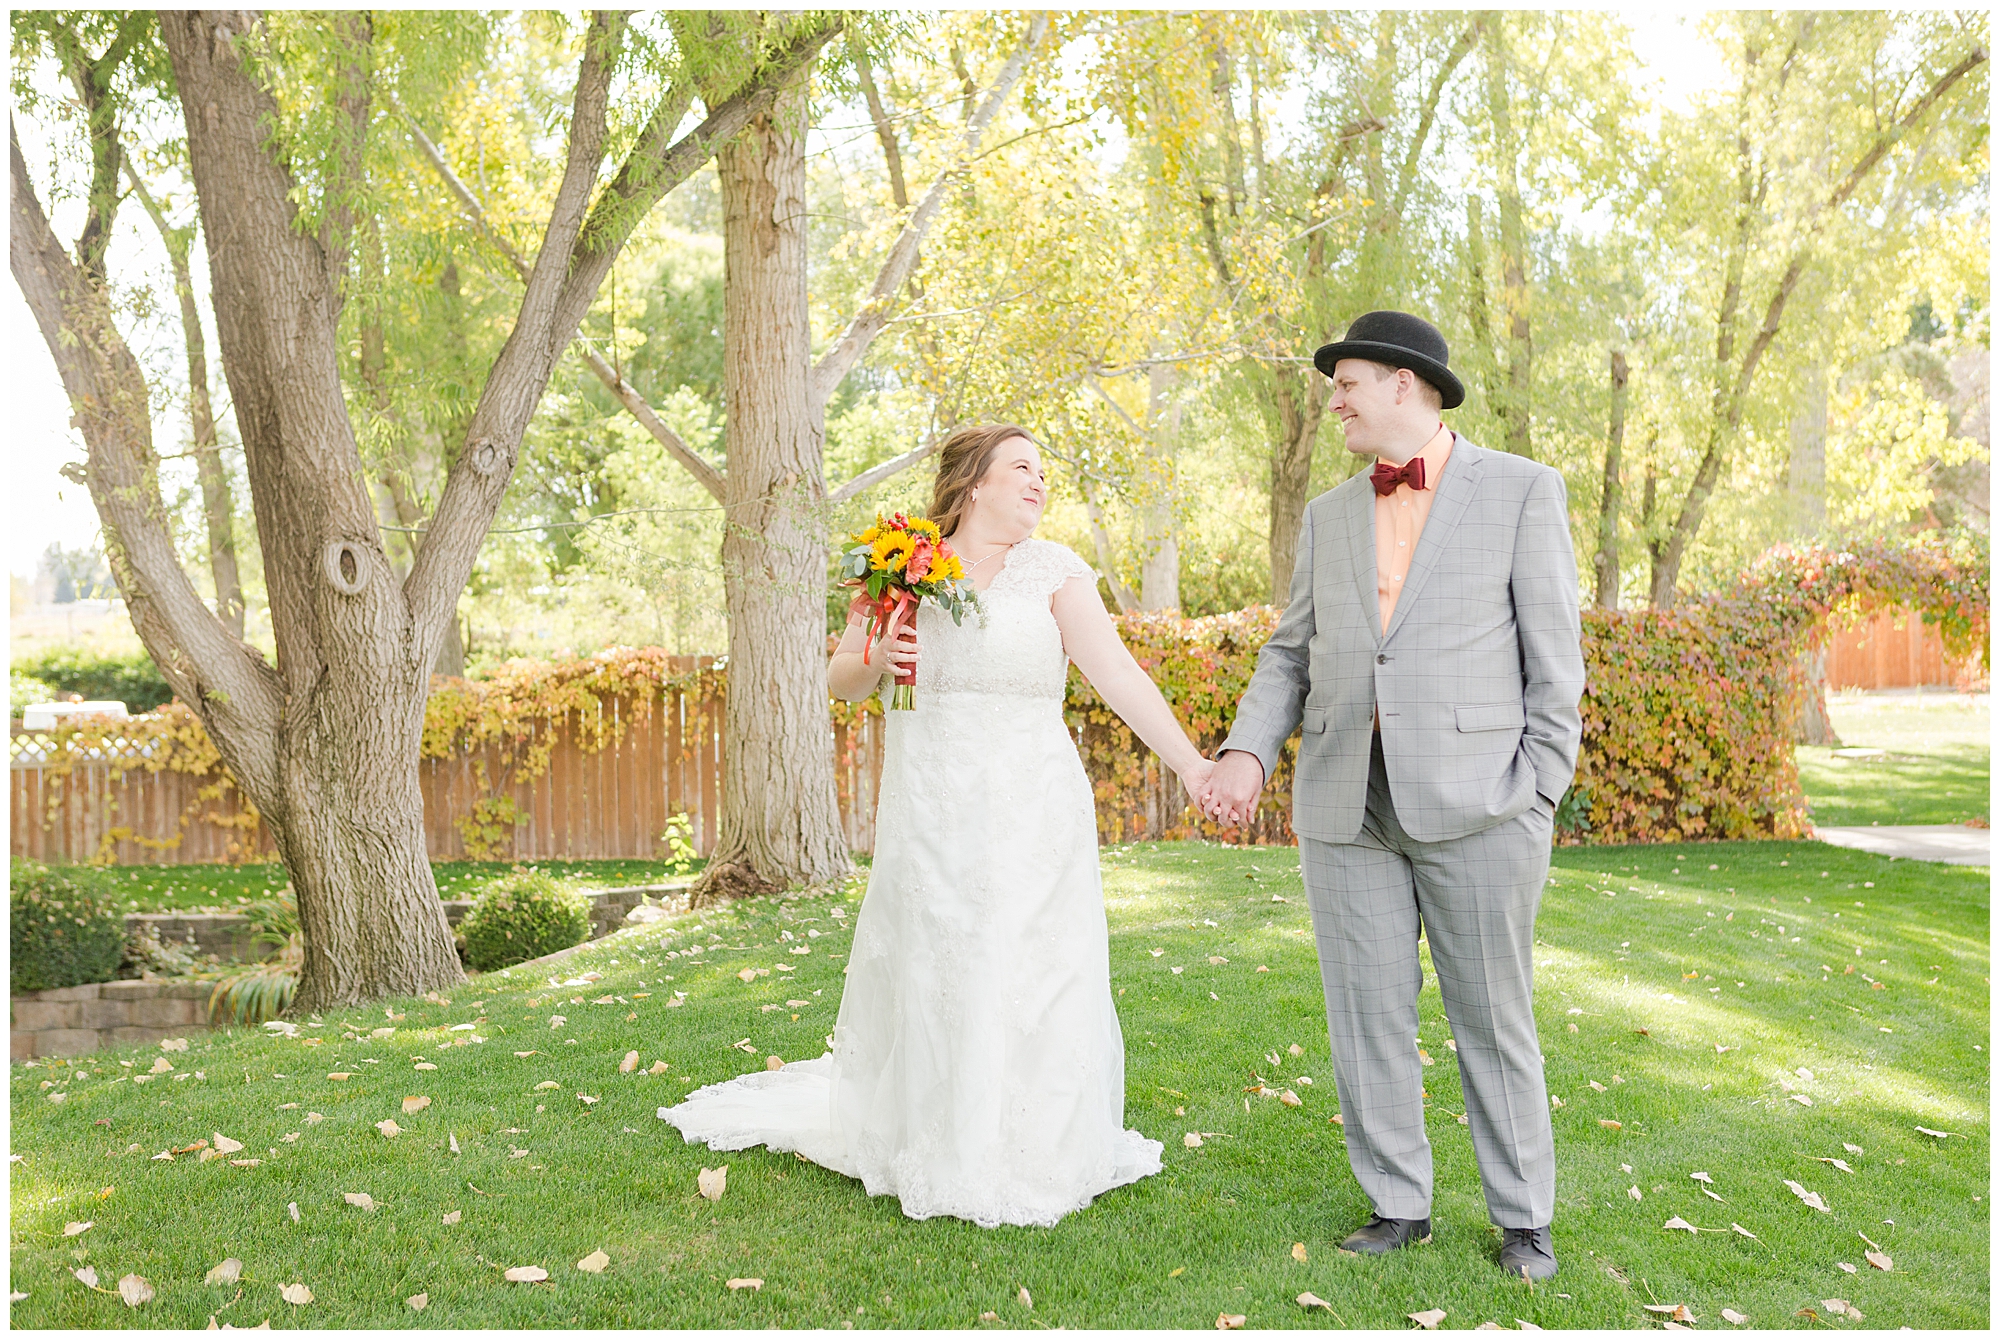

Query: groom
left=1203, top=311, right=1584, bottom=1280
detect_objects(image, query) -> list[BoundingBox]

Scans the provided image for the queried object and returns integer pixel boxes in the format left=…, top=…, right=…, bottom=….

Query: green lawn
left=94, top=860, right=693, bottom=916
left=1797, top=691, right=1990, bottom=827
left=10, top=840, right=1987, bottom=1329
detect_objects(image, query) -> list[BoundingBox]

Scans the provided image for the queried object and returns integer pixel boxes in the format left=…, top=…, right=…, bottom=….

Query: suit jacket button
left=1376, top=654, right=1389, bottom=665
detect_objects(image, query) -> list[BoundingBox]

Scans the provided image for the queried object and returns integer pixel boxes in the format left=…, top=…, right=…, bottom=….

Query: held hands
left=1198, top=750, right=1266, bottom=826
left=1175, top=757, right=1216, bottom=810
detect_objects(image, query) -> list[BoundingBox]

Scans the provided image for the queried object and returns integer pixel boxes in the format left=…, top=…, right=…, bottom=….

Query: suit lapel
left=1338, top=475, right=1382, bottom=644
left=1383, top=437, right=1485, bottom=643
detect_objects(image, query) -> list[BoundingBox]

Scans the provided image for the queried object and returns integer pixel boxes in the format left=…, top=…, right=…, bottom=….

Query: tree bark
left=695, top=83, right=851, bottom=902
left=1593, top=348, right=1628, bottom=609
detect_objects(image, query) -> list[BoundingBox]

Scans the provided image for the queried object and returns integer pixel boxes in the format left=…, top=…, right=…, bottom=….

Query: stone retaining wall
left=11, top=981, right=211, bottom=1060
left=11, top=882, right=692, bottom=1060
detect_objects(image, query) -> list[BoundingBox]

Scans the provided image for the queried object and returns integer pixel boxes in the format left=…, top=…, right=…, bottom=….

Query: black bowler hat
left=1313, top=310, right=1465, bottom=410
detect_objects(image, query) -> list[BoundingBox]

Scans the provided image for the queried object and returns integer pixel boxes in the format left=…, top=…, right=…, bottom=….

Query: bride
left=660, top=423, right=1214, bottom=1228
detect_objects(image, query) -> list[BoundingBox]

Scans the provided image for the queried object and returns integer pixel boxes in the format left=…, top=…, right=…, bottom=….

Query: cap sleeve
left=999, top=539, right=1100, bottom=600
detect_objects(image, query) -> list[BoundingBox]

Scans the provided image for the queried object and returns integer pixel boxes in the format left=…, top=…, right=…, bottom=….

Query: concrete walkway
left=1814, top=824, right=1990, bottom=866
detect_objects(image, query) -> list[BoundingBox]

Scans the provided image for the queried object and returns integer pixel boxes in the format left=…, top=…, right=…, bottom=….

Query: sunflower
left=854, top=524, right=883, bottom=546
left=907, top=517, right=940, bottom=538
left=933, top=551, right=966, bottom=582
left=871, top=532, right=917, bottom=572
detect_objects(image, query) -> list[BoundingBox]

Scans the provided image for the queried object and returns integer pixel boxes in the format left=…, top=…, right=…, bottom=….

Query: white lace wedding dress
left=659, top=538, right=1163, bottom=1228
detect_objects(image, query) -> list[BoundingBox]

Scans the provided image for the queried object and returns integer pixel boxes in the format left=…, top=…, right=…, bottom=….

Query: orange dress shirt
left=1374, top=424, right=1455, bottom=634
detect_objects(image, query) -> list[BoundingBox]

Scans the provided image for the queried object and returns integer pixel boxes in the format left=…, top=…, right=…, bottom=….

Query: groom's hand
left=1206, top=750, right=1265, bottom=826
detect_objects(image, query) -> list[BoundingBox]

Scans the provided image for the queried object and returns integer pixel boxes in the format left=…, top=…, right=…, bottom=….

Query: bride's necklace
left=963, top=541, right=1017, bottom=571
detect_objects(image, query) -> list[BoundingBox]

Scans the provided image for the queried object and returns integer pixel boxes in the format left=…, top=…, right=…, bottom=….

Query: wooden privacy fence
left=11, top=665, right=893, bottom=866
left=1824, top=603, right=1987, bottom=691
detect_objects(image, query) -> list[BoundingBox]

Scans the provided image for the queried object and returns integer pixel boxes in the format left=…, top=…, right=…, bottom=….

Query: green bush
left=458, top=870, right=593, bottom=972
left=11, top=861, right=127, bottom=994
left=10, top=670, right=58, bottom=716
left=13, top=647, right=175, bottom=713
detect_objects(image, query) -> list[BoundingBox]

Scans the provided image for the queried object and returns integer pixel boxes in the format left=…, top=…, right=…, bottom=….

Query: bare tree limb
left=827, top=438, right=938, bottom=504
left=809, top=15, right=1048, bottom=410
left=576, top=341, right=726, bottom=500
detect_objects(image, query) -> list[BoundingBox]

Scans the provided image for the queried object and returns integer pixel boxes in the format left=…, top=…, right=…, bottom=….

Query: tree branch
left=1392, top=22, right=1479, bottom=223
left=809, top=15, right=1047, bottom=410
left=318, top=10, right=373, bottom=318
left=405, top=16, right=845, bottom=655
left=576, top=341, right=726, bottom=500
left=827, top=438, right=938, bottom=504
left=852, top=47, right=908, bottom=209
left=398, top=99, right=724, bottom=502
left=10, top=119, right=281, bottom=788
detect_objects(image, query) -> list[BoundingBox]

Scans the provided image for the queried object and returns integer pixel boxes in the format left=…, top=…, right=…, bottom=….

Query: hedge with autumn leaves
left=15, top=532, right=1985, bottom=859
left=1073, top=530, right=1988, bottom=847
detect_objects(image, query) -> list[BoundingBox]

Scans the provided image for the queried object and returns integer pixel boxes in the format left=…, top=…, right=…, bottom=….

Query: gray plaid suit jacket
left=1221, top=436, right=1585, bottom=844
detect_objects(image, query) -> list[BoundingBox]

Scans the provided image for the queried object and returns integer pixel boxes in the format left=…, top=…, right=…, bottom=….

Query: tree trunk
left=160, top=14, right=464, bottom=1011
left=1795, top=645, right=1841, bottom=747
left=1593, top=348, right=1628, bottom=609
left=1267, top=367, right=1326, bottom=603
left=695, top=86, right=851, bottom=902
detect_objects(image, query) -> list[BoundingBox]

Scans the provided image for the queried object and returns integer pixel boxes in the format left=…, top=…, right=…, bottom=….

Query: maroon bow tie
left=1370, top=458, right=1427, bottom=496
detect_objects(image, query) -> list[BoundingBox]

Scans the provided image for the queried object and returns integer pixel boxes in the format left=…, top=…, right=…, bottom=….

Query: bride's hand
left=1176, top=757, right=1216, bottom=810
left=866, top=625, right=920, bottom=678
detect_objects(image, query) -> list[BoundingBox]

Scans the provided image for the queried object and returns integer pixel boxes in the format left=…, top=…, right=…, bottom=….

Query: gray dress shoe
left=1339, top=1214, right=1433, bottom=1255
left=1498, top=1225, right=1558, bottom=1280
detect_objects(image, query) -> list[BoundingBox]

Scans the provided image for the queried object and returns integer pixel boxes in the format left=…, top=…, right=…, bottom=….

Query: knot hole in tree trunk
left=323, top=540, right=368, bottom=596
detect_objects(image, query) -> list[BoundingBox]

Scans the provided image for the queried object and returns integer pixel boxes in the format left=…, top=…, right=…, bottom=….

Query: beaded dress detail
left=659, top=539, right=1164, bottom=1228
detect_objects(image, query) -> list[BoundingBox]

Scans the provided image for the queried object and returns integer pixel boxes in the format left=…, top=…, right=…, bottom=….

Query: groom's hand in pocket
left=1206, top=750, right=1265, bottom=825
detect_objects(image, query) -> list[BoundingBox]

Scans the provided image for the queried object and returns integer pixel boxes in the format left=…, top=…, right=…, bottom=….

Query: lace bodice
left=917, top=538, right=1097, bottom=701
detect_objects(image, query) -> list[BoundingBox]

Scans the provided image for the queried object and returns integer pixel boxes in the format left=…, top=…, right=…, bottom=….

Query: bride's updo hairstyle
left=929, top=423, right=1039, bottom=537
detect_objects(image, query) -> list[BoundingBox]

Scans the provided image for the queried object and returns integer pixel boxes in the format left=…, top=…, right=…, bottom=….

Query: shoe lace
left=1502, top=1226, right=1547, bottom=1250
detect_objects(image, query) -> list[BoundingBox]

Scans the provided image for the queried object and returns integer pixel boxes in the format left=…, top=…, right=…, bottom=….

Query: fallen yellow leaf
left=1291, top=1242, right=1308, bottom=1263
left=727, top=1277, right=763, bottom=1292
left=1409, top=1307, right=1447, bottom=1329
left=278, top=1282, right=313, bottom=1306
left=577, top=1250, right=610, bottom=1274
left=698, top=1166, right=728, bottom=1201
left=503, top=1266, right=548, bottom=1283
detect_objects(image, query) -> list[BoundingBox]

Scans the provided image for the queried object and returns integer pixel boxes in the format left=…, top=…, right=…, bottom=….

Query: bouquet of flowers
left=839, top=512, right=979, bottom=710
